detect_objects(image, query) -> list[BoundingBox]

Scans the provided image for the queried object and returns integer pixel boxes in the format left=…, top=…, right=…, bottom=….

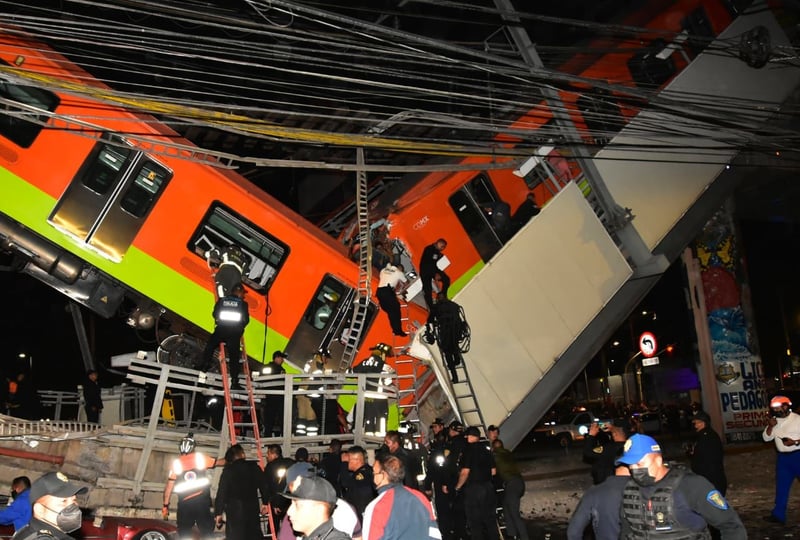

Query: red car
left=0, top=513, right=177, bottom=540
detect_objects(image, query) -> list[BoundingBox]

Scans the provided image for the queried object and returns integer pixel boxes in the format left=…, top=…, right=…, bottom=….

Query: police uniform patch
left=706, top=490, right=729, bottom=510
left=444, top=449, right=450, bottom=457
left=355, top=473, right=364, bottom=481
left=592, top=446, right=604, bottom=454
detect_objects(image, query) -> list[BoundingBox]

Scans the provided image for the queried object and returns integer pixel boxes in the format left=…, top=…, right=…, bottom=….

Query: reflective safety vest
left=621, top=469, right=709, bottom=540
left=171, top=452, right=213, bottom=496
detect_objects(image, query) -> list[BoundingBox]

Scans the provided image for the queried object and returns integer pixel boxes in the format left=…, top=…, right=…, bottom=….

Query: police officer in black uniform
left=455, top=426, right=500, bottom=540
left=424, top=431, right=456, bottom=540
left=263, top=444, right=295, bottom=528
left=15, top=472, right=88, bottom=540
left=214, top=444, right=268, bottom=540
left=445, top=421, right=468, bottom=540
left=583, top=418, right=628, bottom=485
left=617, top=434, right=746, bottom=540
left=201, top=284, right=249, bottom=389
left=260, top=351, right=288, bottom=436
left=340, top=445, right=375, bottom=519
left=688, top=411, right=727, bottom=495
left=381, top=430, right=421, bottom=491
left=206, top=244, right=249, bottom=298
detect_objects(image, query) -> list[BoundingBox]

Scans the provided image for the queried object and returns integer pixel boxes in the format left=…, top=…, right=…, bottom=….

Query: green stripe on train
left=0, top=169, right=282, bottom=361
left=450, top=259, right=484, bottom=296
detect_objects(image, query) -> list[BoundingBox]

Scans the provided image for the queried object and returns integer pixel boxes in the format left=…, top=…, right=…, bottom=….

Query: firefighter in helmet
left=162, top=433, right=223, bottom=539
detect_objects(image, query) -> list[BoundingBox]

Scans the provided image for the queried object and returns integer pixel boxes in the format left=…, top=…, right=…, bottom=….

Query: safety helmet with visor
left=179, top=433, right=196, bottom=454
left=771, top=396, right=793, bottom=418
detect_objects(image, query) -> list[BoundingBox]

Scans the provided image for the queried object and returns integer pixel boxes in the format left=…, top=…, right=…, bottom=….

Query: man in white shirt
left=376, top=263, right=408, bottom=337
left=763, top=395, right=800, bottom=525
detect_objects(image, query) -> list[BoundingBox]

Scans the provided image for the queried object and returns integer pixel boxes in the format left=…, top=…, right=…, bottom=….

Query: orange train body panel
left=0, top=28, right=424, bottom=377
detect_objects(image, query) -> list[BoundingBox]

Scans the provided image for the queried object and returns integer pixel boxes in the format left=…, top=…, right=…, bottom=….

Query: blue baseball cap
left=615, top=434, right=661, bottom=465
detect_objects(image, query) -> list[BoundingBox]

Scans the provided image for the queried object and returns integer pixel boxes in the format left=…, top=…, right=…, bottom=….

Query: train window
left=48, top=137, right=171, bottom=262
left=82, top=144, right=132, bottom=195
left=119, top=161, right=171, bottom=218
left=465, top=174, right=499, bottom=209
left=0, top=60, right=60, bottom=148
left=189, top=202, right=290, bottom=294
left=303, top=279, right=348, bottom=331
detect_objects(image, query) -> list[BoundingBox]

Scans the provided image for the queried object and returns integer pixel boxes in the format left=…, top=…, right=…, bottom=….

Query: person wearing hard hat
left=162, top=433, right=223, bottom=538
left=763, top=395, right=800, bottom=525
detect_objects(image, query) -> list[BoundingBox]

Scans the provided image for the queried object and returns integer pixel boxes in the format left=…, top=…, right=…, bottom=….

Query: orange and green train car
left=0, top=28, right=425, bottom=384
left=355, top=0, right=736, bottom=299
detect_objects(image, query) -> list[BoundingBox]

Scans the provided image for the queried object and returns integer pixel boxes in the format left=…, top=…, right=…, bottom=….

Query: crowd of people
left=153, top=421, right=530, bottom=540
left=8, top=394, right=800, bottom=539
left=566, top=395, right=800, bottom=539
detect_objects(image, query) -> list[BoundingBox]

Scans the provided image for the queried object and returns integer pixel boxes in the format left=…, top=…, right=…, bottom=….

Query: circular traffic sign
left=639, top=332, right=657, bottom=358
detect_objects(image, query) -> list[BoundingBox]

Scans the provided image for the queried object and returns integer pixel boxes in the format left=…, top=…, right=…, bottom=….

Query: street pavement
left=516, top=435, right=799, bottom=538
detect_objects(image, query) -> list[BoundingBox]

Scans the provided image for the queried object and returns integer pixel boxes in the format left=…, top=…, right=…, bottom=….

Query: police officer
left=201, top=284, right=249, bottom=390
left=260, top=351, right=288, bottom=436
left=583, top=418, right=628, bottom=485
left=567, top=464, right=629, bottom=540
left=454, top=426, right=500, bottom=540
left=429, top=418, right=445, bottom=443
left=419, top=238, right=449, bottom=309
left=162, top=433, right=222, bottom=539
left=340, top=445, right=375, bottom=518
left=617, top=434, right=746, bottom=539
left=424, top=432, right=455, bottom=540
left=444, top=421, right=468, bottom=540
left=382, top=430, right=420, bottom=490
left=207, top=244, right=249, bottom=298
left=14, top=472, right=88, bottom=540
left=688, top=411, right=727, bottom=495
left=263, top=444, right=295, bottom=527
left=214, top=444, right=268, bottom=540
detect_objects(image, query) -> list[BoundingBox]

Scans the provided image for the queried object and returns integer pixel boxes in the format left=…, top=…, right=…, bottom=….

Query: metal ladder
left=216, top=341, right=277, bottom=537
left=217, top=342, right=263, bottom=460
left=450, top=362, right=486, bottom=431
left=339, top=147, right=372, bottom=372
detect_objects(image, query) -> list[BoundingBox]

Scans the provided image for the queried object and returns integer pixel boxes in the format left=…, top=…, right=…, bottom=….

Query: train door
left=49, top=136, right=172, bottom=262
left=284, top=274, right=377, bottom=369
left=448, top=173, right=504, bottom=262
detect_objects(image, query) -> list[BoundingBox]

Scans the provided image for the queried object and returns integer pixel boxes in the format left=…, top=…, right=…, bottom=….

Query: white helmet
left=179, top=433, right=196, bottom=454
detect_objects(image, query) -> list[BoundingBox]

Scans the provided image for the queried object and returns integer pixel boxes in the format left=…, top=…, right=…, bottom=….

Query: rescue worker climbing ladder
left=198, top=244, right=275, bottom=535
left=425, top=299, right=471, bottom=383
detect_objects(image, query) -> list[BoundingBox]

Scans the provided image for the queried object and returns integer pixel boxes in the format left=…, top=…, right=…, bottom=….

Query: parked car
left=632, top=411, right=662, bottom=434
left=0, top=512, right=177, bottom=540
left=534, top=410, right=612, bottom=446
